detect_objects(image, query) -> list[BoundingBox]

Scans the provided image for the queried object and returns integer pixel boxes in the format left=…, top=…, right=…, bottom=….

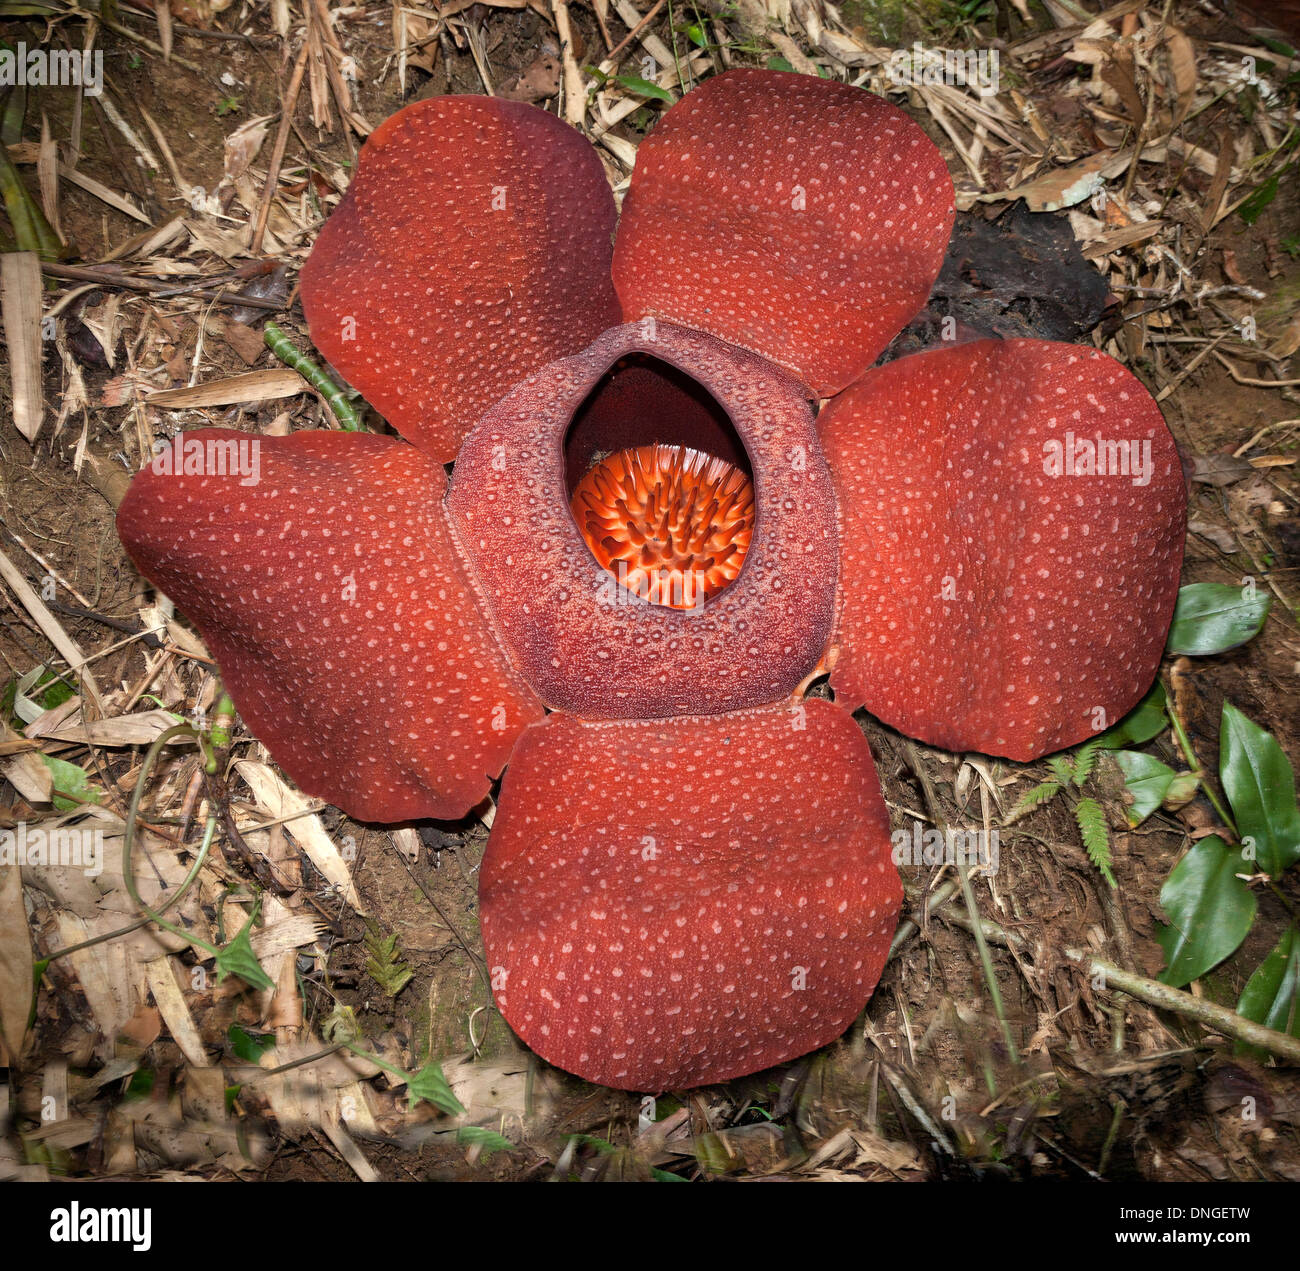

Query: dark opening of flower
left=570, top=443, right=755, bottom=609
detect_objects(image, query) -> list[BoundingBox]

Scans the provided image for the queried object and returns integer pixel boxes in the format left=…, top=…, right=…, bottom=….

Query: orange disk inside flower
left=570, top=444, right=755, bottom=609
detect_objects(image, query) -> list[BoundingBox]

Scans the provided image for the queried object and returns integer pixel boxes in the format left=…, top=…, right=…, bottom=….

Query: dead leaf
left=145, top=957, right=211, bottom=1068
left=1267, top=313, right=1300, bottom=360
left=1187, top=517, right=1239, bottom=553
left=1222, top=247, right=1246, bottom=286
left=978, top=151, right=1116, bottom=213
left=1165, top=25, right=1197, bottom=126
left=120, top=1004, right=162, bottom=1049
left=1191, top=453, right=1255, bottom=487
left=0, top=861, right=33, bottom=1064
left=1101, top=45, right=1145, bottom=129
left=222, top=115, right=272, bottom=185
left=221, top=317, right=266, bottom=366
left=500, top=52, right=561, bottom=103
left=146, top=367, right=310, bottom=408
left=1, top=252, right=44, bottom=442
left=36, top=709, right=183, bottom=747
left=234, top=760, right=365, bottom=913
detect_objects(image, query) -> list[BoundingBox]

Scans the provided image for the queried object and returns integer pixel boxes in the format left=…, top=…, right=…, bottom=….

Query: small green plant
left=1008, top=737, right=1114, bottom=885
left=363, top=920, right=414, bottom=998
left=586, top=65, right=674, bottom=104
left=1100, top=580, right=1298, bottom=1043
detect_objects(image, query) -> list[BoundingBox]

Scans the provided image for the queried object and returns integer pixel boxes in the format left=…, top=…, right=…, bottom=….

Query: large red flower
left=117, top=71, right=1185, bottom=1091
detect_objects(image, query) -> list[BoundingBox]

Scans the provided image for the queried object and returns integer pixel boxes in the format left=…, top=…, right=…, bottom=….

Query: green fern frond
left=1072, top=738, right=1103, bottom=787
left=1076, top=796, right=1115, bottom=888
left=364, top=928, right=414, bottom=998
left=1047, top=755, right=1075, bottom=785
left=1007, top=780, right=1062, bottom=822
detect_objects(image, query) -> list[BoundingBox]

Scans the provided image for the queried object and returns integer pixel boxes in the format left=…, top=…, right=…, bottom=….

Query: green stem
left=264, top=321, right=363, bottom=431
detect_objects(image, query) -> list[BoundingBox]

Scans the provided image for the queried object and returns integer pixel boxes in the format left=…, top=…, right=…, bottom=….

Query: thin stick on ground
left=1066, top=950, right=1300, bottom=1064
left=252, top=42, right=311, bottom=256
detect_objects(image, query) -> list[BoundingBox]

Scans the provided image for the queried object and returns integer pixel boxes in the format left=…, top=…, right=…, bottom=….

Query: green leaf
left=1075, top=797, right=1115, bottom=888
left=1156, top=836, right=1257, bottom=986
left=1007, top=780, right=1061, bottom=821
left=0, top=142, right=63, bottom=258
left=407, top=1060, right=465, bottom=1115
left=681, top=22, right=708, bottom=48
left=613, top=74, right=674, bottom=104
left=213, top=911, right=275, bottom=991
left=1072, top=737, right=1103, bottom=786
left=1166, top=583, right=1271, bottom=655
left=568, top=1132, right=616, bottom=1154
left=1235, top=926, right=1300, bottom=1056
left=766, top=55, right=796, bottom=72
left=1238, top=173, right=1279, bottom=226
left=1113, top=750, right=1178, bottom=827
left=457, top=1125, right=513, bottom=1155
left=228, top=1025, right=275, bottom=1063
left=1258, top=34, right=1298, bottom=57
left=9, top=666, right=76, bottom=724
left=651, top=1166, right=688, bottom=1181
left=1096, top=680, right=1168, bottom=749
left=1219, top=701, right=1300, bottom=878
left=38, top=755, right=103, bottom=811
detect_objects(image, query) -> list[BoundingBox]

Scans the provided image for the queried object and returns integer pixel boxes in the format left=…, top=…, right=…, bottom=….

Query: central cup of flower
left=448, top=320, right=840, bottom=720
left=571, top=444, right=755, bottom=610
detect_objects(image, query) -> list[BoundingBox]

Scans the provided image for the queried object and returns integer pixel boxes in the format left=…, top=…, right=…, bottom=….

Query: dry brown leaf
left=50, top=910, right=138, bottom=1061
left=234, top=760, right=365, bottom=913
left=58, top=163, right=151, bottom=224
left=222, top=115, right=272, bottom=185
left=1187, top=516, right=1239, bottom=553
left=1, top=252, right=44, bottom=442
left=0, top=861, right=33, bottom=1064
left=1, top=718, right=52, bottom=804
left=1165, top=25, right=1197, bottom=126
left=0, top=547, right=103, bottom=709
left=36, top=709, right=184, bottom=747
left=145, top=956, right=211, bottom=1068
left=145, top=367, right=310, bottom=408
left=978, top=150, right=1116, bottom=213
left=1267, top=313, right=1300, bottom=360
left=220, top=317, right=266, bottom=366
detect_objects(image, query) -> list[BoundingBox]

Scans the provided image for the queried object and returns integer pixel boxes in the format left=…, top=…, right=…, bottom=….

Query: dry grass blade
left=145, top=368, right=312, bottom=407
left=0, top=860, right=34, bottom=1065
left=552, top=0, right=587, bottom=126
left=56, top=162, right=151, bottom=224
left=235, top=759, right=366, bottom=914
left=37, top=116, right=61, bottom=242
left=1, top=251, right=44, bottom=442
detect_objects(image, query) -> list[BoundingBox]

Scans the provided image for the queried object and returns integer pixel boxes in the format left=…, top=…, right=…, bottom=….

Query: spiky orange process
left=570, top=444, right=755, bottom=609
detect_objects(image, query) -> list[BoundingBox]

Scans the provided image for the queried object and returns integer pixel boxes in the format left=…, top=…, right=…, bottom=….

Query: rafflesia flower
left=117, top=71, right=1186, bottom=1091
